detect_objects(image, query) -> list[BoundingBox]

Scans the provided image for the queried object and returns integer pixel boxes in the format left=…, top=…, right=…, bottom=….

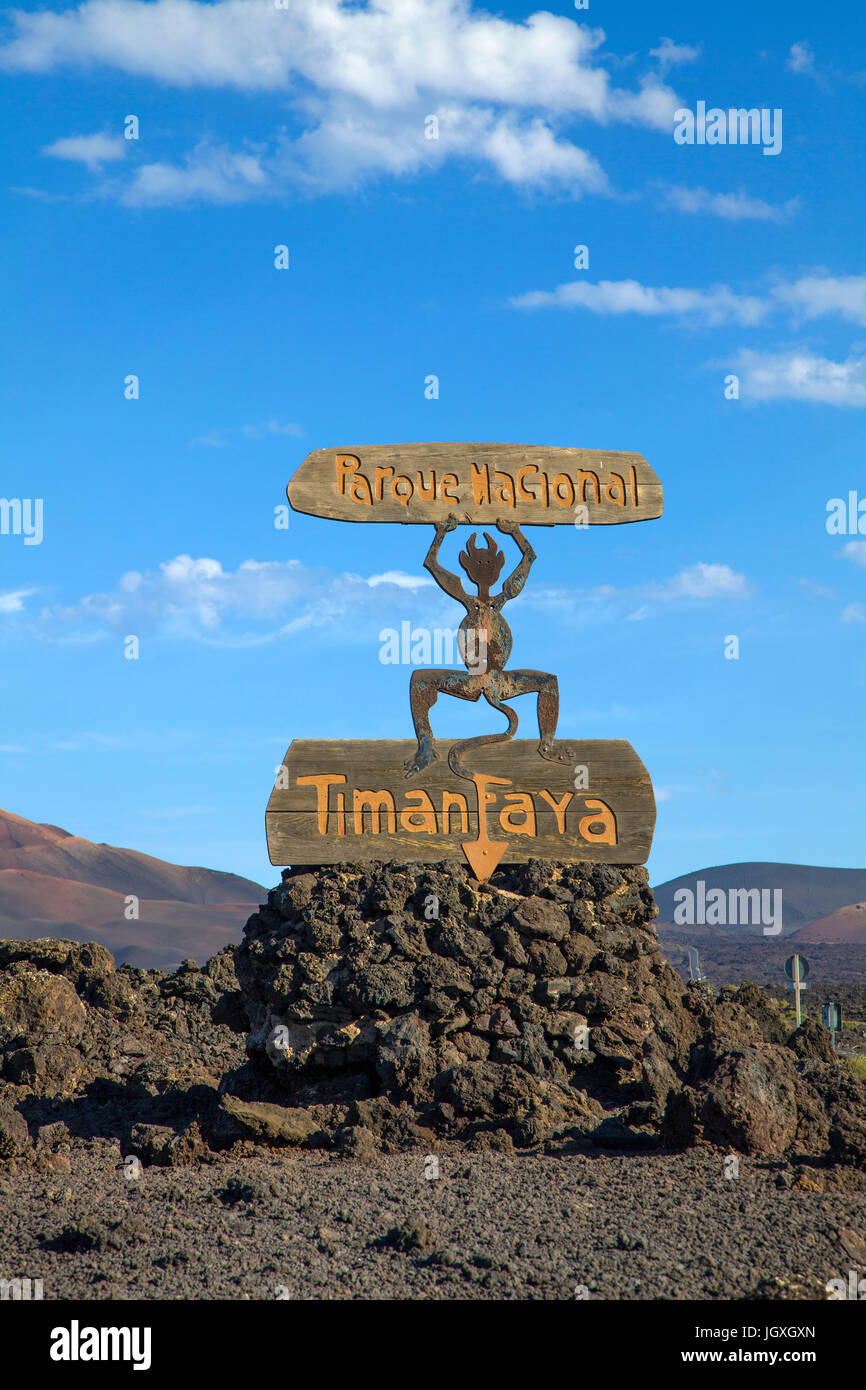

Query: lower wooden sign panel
left=267, top=740, right=656, bottom=879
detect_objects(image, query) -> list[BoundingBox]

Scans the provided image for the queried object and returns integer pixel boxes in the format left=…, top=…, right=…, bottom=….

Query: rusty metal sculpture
left=268, top=443, right=661, bottom=881
left=404, top=513, right=573, bottom=781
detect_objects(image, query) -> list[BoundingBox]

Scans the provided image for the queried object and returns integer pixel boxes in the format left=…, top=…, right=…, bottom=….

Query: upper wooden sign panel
left=287, top=443, right=663, bottom=526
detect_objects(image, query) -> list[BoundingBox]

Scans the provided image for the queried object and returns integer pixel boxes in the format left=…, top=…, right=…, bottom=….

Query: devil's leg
left=404, top=669, right=483, bottom=776
left=498, top=669, right=574, bottom=764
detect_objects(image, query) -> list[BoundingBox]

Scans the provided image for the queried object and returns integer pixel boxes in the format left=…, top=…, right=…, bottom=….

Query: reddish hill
left=653, top=861, right=866, bottom=935
left=791, top=902, right=866, bottom=944
left=0, top=809, right=265, bottom=971
left=0, top=809, right=72, bottom=854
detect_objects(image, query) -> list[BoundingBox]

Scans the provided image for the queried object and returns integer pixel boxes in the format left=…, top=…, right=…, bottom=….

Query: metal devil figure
left=267, top=443, right=663, bottom=882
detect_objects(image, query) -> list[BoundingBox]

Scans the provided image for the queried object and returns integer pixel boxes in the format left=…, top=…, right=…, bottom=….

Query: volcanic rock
left=0, top=859, right=863, bottom=1169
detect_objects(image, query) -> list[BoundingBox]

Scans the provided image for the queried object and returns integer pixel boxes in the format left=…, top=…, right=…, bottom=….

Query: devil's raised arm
left=424, top=520, right=469, bottom=605
left=496, top=522, right=536, bottom=605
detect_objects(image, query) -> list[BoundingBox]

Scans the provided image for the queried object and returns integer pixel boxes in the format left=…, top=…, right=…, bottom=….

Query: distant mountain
left=653, top=862, right=866, bottom=938
left=792, top=902, right=866, bottom=945
left=0, top=809, right=266, bottom=971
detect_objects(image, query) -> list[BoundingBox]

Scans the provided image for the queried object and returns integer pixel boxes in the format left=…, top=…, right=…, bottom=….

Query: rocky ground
left=2, top=1148, right=865, bottom=1300
left=1, top=860, right=864, bottom=1300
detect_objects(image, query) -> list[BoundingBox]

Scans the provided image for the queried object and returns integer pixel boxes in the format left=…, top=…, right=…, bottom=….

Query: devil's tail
left=448, top=692, right=519, bottom=781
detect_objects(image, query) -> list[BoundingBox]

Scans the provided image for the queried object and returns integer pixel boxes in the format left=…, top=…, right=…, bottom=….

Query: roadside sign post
left=784, top=953, right=811, bottom=1028
left=821, top=1002, right=841, bottom=1050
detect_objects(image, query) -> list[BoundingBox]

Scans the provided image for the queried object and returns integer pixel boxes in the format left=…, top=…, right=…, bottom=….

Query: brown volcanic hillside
left=0, top=809, right=260, bottom=904
left=0, top=809, right=265, bottom=970
left=791, top=901, right=866, bottom=944
left=0, top=809, right=71, bottom=853
left=653, top=861, right=866, bottom=935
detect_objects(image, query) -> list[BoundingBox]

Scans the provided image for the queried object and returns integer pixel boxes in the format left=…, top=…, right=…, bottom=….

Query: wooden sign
left=267, top=739, right=656, bottom=880
left=287, top=443, right=663, bottom=526
left=272, top=440, right=663, bottom=880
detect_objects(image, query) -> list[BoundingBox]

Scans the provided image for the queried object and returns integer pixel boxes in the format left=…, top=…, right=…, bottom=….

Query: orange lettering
left=297, top=773, right=347, bottom=834
left=336, top=453, right=361, bottom=496
left=494, top=471, right=516, bottom=507
left=578, top=798, right=616, bottom=846
left=471, top=462, right=490, bottom=505
left=516, top=464, right=540, bottom=503
left=499, top=792, right=537, bottom=836
left=353, top=789, right=397, bottom=834
left=349, top=472, right=373, bottom=506
left=374, top=465, right=394, bottom=500
left=440, top=791, right=469, bottom=834
left=400, top=789, right=438, bottom=834
left=605, top=473, right=626, bottom=506
left=552, top=473, right=575, bottom=508
left=441, top=472, right=459, bottom=502
left=576, top=469, right=601, bottom=503
left=539, top=789, right=572, bottom=833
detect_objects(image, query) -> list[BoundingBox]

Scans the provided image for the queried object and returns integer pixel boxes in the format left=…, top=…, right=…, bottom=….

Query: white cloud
left=510, top=277, right=767, bottom=326
left=191, top=418, right=303, bottom=447
left=473, top=113, right=609, bottom=194
left=527, top=563, right=750, bottom=615
left=797, top=578, right=835, bottom=599
left=0, top=0, right=681, bottom=202
left=367, top=571, right=435, bottom=589
left=242, top=419, right=303, bottom=439
left=787, top=41, right=816, bottom=76
left=42, top=131, right=126, bottom=168
left=654, top=784, right=694, bottom=802
left=0, top=0, right=648, bottom=110
left=665, top=184, right=798, bottom=222
left=842, top=542, right=866, bottom=567
left=649, top=564, right=750, bottom=600
left=774, top=274, right=866, bottom=327
left=3, top=551, right=750, bottom=646
left=25, top=553, right=453, bottom=645
left=0, top=589, right=35, bottom=614
left=649, top=37, right=701, bottom=76
left=727, top=348, right=866, bottom=406
left=121, top=142, right=268, bottom=206
left=511, top=270, right=866, bottom=332
left=842, top=602, right=866, bottom=623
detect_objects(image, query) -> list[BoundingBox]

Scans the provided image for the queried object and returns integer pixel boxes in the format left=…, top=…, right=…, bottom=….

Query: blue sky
left=1, top=0, right=864, bottom=889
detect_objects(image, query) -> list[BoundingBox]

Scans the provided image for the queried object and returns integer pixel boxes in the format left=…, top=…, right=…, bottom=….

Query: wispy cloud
left=526, top=562, right=750, bottom=622
left=774, top=274, right=866, bottom=326
left=191, top=418, right=303, bottom=448
left=510, top=277, right=767, bottom=325
left=1, top=552, right=750, bottom=646
left=10, top=553, right=454, bottom=646
left=1, top=0, right=683, bottom=204
left=122, top=141, right=269, bottom=207
left=511, top=271, right=866, bottom=327
left=787, top=41, right=817, bottom=77
left=0, top=589, right=36, bottom=614
left=649, top=38, right=702, bottom=77
left=367, top=571, right=435, bottom=589
left=725, top=348, right=866, bottom=407
left=42, top=131, right=127, bottom=169
left=664, top=184, right=799, bottom=222
left=647, top=563, right=750, bottom=600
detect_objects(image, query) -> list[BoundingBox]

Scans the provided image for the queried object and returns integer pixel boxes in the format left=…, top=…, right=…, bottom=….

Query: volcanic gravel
left=1, top=1147, right=863, bottom=1300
